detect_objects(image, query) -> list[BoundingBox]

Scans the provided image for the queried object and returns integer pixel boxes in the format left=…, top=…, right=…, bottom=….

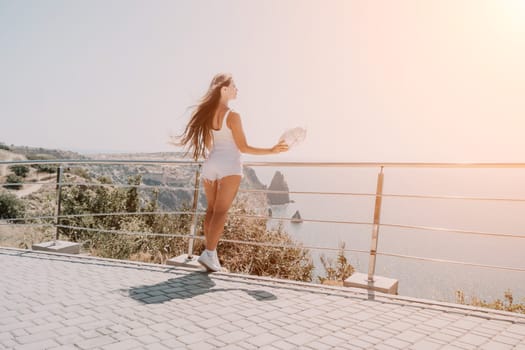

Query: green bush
left=0, top=191, right=25, bottom=220
left=9, top=165, right=30, bottom=177
left=26, top=154, right=57, bottom=173
left=0, top=143, right=10, bottom=151
left=33, top=164, right=57, bottom=174
left=60, top=174, right=192, bottom=263
left=3, top=174, right=23, bottom=190
left=67, top=167, right=91, bottom=180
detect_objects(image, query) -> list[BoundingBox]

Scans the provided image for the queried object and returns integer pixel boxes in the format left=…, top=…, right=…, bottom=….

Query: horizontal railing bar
left=380, top=223, right=525, bottom=239
left=244, top=161, right=525, bottom=168
left=235, top=213, right=373, bottom=226
left=5, top=211, right=525, bottom=239
left=10, top=179, right=525, bottom=204
left=215, top=237, right=370, bottom=254
left=377, top=252, right=525, bottom=272
left=240, top=188, right=376, bottom=197
left=55, top=224, right=369, bottom=254
left=1, top=212, right=375, bottom=228
left=0, top=222, right=56, bottom=228
left=4, top=212, right=525, bottom=240
left=382, top=193, right=525, bottom=203
left=57, top=182, right=195, bottom=191
left=0, top=180, right=55, bottom=186
left=56, top=224, right=192, bottom=239
left=7, top=179, right=525, bottom=203
left=0, top=159, right=199, bottom=166
left=244, top=189, right=525, bottom=202
left=0, top=211, right=195, bottom=223
left=4, top=159, right=525, bottom=168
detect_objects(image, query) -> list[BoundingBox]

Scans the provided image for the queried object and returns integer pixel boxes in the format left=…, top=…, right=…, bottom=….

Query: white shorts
left=201, top=153, right=243, bottom=181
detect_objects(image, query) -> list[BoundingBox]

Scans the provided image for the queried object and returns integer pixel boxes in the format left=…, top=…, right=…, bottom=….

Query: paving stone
left=410, top=339, right=444, bottom=350
left=158, top=338, right=186, bottom=348
left=16, top=331, right=59, bottom=344
left=317, top=334, right=346, bottom=347
left=386, top=320, right=414, bottom=332
left=1, top=339, right=19, bottom=349
left=382, top=337, right=411, bottom=349
left=217, top=330, right=251, bottom=344
left=479, top=341, right=514, bottom=350
left=75, top=335, right=116, bottom=349
left=178, top=331, right=212, bottom=345
left=375, top=344, right=400, bottom=350
left=272, top=340, right=297, bottom=350
left=11, top=328, right=29, bottom=337
left=0, top=321, right=35, bottom=333
left=397, top=329, right=429, bottom=343
left=136, top=334, right=161, bottom=344
left=142, top=343, right=170, bottom=350
left=368, top=329, right=397, bottom=341
left=245, top=332, right=281, bottom=347
left=16, top=339, right=60, bottom=350
left=492, top=334, right=522, bottom=346
left=101, top=339, right=143, bottom=350
left=451, top=319, right=480, bottom=331
left=302, top=340, right=332, bottom=350
left=457, top=333, right=491, bottom=346
left=218, top=345, right=245, bottom=350
left=438, top=345, right=466, bottom=350
left=186, top=341, right=215, bottom=350
left=151, top=331, right=174, bottom=340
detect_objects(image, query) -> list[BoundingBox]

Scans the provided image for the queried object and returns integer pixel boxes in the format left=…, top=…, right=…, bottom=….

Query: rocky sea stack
left=267, top=171, right=290, bottom=205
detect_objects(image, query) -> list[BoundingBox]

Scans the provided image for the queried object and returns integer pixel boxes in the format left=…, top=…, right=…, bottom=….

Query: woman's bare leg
left=202, top=179, right=218, bottom=247
left=206, top=175, right=241, bottom=250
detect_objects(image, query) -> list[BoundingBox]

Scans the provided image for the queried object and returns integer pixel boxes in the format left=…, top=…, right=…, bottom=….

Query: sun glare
left=499, top=1, right=525, bottom=31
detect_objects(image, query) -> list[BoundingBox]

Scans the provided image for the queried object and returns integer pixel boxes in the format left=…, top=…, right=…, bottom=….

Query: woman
left=179, top=73, right=289, bottom=272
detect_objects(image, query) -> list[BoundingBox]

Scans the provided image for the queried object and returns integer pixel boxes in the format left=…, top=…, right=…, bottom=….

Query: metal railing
left=1, top=159, right=525, bottom=284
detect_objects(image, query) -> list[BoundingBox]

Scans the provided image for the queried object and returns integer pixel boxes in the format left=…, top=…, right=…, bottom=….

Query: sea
left=251, top=165, right=525, bottom=303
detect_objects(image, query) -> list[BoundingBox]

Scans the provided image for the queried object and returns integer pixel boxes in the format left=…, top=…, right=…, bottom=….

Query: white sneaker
left=198, top=250, right=221, bottom=272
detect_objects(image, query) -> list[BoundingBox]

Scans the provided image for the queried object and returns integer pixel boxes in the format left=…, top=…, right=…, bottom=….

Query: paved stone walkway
left=1, top=247, right=525, bottom=350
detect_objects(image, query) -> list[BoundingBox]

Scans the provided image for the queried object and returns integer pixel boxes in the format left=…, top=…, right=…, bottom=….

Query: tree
left=9, top=165, right=30, bottom=177
left=0, top=191, right=25, bottom=220
left=3, top=174, right=23, bottom=190
left=26, top=154, right=57, bottom=174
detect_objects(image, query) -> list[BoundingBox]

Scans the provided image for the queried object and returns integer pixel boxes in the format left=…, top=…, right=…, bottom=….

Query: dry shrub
left=194, top=198, right=314, bottom=282
left=318, top=242, right=355, bottom=285
left=456, top=289, right=525, bottom=314
left=87, top=214, right=190, bottom=263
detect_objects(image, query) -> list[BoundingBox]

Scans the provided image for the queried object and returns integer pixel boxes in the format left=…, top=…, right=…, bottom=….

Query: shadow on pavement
left=127, top=271, right=277, bottom=304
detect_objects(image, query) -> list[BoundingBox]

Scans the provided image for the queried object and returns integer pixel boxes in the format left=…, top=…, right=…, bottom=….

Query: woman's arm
left=228, top=112, right=288, bottom=155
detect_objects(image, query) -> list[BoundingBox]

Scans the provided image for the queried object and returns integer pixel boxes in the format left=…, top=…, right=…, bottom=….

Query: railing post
left=187, top=164, right=202, bottom=258
left=54, top=165, right=64, bottom=241
left=367, top=166, right=384, bottom=282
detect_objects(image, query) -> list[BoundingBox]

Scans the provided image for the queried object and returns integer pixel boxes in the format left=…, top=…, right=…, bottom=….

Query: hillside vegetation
left=0, top=144, right=315, bottom=282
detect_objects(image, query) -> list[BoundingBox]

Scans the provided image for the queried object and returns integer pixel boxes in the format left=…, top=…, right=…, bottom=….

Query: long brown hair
left=179, top=73, right=232, bottom=160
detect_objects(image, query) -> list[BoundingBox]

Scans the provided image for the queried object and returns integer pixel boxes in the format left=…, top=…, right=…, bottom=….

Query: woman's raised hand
left=271, top=140, right=289, bottom=154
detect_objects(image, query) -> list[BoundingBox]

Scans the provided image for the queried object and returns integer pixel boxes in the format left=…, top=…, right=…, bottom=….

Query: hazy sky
left=1, top=0, right=524, bottom=162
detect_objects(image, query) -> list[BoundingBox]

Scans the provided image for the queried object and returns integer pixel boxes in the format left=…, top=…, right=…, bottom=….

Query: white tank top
left=210, top=109, right=241, bottom=156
